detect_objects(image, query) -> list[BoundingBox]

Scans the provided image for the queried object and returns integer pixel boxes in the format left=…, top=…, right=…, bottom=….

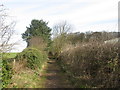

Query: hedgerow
left=58, top=42, right=120, bottom=88
left=2, top=59, right=13, bottom=88
left=16, top=48, right=47, bottom=69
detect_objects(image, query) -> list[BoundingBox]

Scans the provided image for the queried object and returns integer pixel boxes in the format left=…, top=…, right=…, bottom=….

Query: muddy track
left=40, top=59, right=74, bottom=88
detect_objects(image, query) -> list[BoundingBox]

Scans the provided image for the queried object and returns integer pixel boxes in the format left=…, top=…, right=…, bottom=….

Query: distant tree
left=66, top=32, right=86, bottom=44
left=52, top=21, right=72, bottom=38
left=22, top=19, right=51, bottom=47
left=89, top=31, right=118, bottom=42
left=51, top=21, right=72, bottom=56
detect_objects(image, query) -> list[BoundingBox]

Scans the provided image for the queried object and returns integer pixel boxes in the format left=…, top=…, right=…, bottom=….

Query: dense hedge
left=2, top=59, right=13, bottom=88
left=16, top=48, right=47, bottom=69
left=58, top=42, right=120, bottom=88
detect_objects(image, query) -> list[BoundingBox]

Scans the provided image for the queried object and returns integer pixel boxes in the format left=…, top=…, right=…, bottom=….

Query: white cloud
left=1, top=0, right=119, bottom=52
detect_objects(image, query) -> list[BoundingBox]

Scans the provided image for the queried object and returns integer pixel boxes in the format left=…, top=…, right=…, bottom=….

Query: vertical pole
left=0, top=52, right=2, bottom=89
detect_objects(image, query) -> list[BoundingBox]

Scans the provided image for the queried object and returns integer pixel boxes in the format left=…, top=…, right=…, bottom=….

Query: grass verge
left=7, top=61, right=47, bottom=88
left=3, top=53, right=18, bottom=59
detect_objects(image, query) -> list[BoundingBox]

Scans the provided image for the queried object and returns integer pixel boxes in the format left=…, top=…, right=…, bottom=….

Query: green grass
left=3, top=50, right=48, bottom=88
left=6, top=61, right=47, bottom=88
left=7, top=68, right=46, bottom=88
left=3, top=53, right=18, bottom=59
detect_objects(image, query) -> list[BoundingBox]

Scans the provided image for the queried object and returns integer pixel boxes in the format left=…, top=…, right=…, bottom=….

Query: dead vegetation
left=58, top=42, right=119, bottom=88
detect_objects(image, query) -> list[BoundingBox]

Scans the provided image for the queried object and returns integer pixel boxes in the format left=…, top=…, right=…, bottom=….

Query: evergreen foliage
left=22, top=19, right=51, bottom=46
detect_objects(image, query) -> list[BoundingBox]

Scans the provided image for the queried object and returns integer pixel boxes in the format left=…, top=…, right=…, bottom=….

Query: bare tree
left=52, top=21, right=72, bottom=38
left=52, top=21, right=73, bottom=57
left=0, top=5, right=16, bottom=53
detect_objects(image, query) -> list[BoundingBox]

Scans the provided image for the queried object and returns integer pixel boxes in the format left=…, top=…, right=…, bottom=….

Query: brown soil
left=40, top=59, right=74, bottom=88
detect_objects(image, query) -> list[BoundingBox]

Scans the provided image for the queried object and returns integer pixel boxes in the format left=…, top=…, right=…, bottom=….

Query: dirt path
left=40, top=59, right=74, bottom=88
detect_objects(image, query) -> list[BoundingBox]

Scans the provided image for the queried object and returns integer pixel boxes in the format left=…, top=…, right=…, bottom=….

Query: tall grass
left=7, top=62, right=46, bottom=88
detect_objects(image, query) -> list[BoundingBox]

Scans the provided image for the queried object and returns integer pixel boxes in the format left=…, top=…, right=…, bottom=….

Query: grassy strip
left=3, top=53, right=18, bottom=59
left=7, top=61, right=47, bottom=88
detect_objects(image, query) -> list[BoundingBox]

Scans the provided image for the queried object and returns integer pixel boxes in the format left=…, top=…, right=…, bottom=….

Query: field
left=3, top=53, right=18, bottom=59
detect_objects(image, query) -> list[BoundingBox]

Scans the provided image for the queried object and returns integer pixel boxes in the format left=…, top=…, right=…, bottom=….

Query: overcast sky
left=1, top=0, right=119, bottom=52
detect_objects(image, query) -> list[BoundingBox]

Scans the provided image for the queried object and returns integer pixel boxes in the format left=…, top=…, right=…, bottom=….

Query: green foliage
left=3, top=53, right=17, bottom=59
left=66, top=32, right=86, bottom=44
left=66, top=31, right=118, bottom=44
left=51, top=31, right=118, bottom=58
left=9, top=70, right=46, bottom=88
left=16, top=48, right=47, bottom=69
left=22, top=19, right=51, bottom=46
left=2, top=59, right=13, bottom=88
left=50, top=33, right=68, bottom=59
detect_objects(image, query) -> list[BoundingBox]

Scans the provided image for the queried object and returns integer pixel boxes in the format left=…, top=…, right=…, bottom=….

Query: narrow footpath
left=40, top=59, right=74, bottom=88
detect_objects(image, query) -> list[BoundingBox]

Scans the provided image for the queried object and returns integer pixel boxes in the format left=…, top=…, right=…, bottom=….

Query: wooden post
left=13, top=59, right=16, bottom=67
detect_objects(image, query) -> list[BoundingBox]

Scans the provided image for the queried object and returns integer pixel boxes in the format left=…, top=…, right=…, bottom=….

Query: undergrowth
left=2, top=47, right=48, bottom=88
left=58, top=42, right=120, bottom=88
left=16, top=48, right=47, bottom=69
left=7, top=64, right=46, bottom=88
left=2, top=58, right=13, bottom=88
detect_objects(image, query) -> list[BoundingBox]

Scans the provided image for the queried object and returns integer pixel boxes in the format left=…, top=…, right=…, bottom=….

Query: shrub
left=16, top=48, right=47, bottom=69
left=28, top=36, right=47, bottom=51
left=2, top=59, right=13, bottom=88
left=58, top=42, right=120, bottom=88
